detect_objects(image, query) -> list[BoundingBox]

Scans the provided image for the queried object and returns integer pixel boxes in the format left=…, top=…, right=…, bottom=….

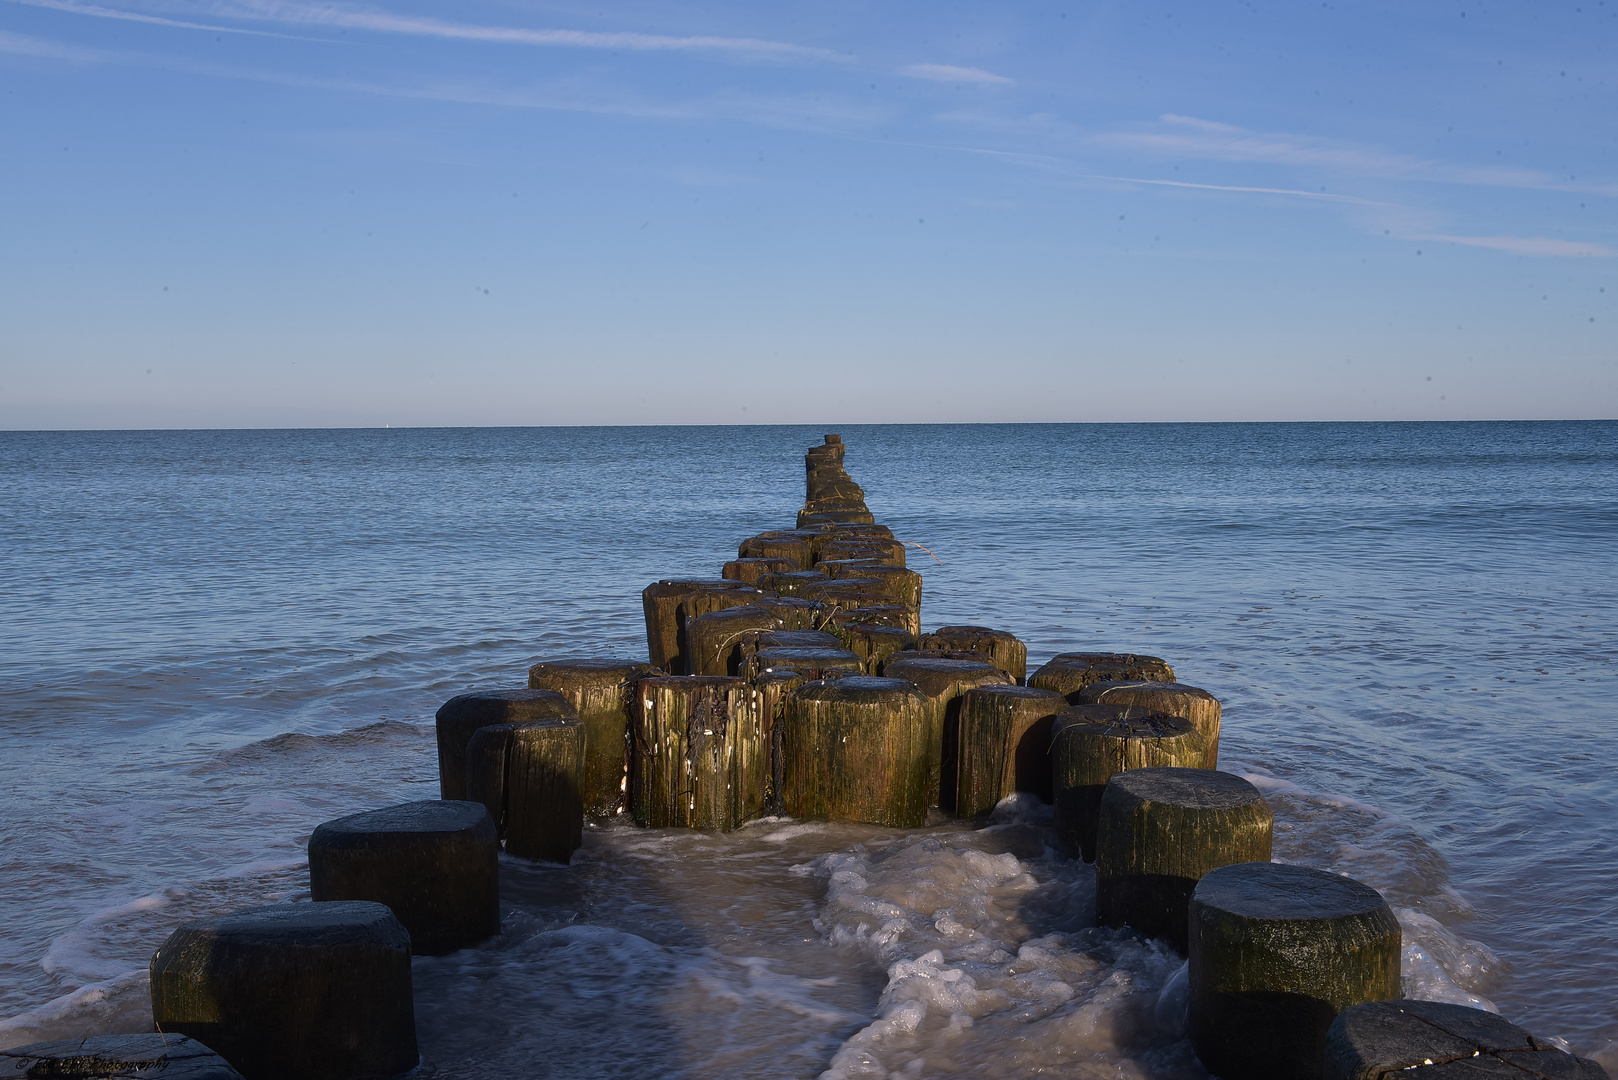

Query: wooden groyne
left=105, top=435, right=1609, bottom=1080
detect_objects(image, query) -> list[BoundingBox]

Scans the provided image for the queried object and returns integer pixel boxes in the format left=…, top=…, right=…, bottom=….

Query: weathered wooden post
left=881, top=655, right=1013, bottom=809
left=779, top=676, right=931, bottom=827
left=434, top=689, right=577, bottom=802
left=686, top=603, right=798, bottom=677
left=307, top=799, right=500, bottom=955
left=757, top=569, right=830, bottom=597
left=0, top=1035, right=244, bottom=1079
left=817, top=561, right=923, bottom=611
left=527, top=658, right=658, bottom=817
left=1029, top=652, right=1177, bottom=703
left=746, top=645, right=865, bottom=681
left=752, top=669, right=805, bottom=809
left=819, top=537, right=906, bottom=567
left=1094, top=767, right=1273, bottom=953
left=953, top=684, right=1069, bottom=814
left=1080, top=680, right=1222, bottom=746
left=1325, top=1000, right=1609, bottom=1080
left=465, top=717, right=584, bottom=863
left=150, top=901, right=417, bottom=1080
left=1189, top=862, right=1401, bottom=1080
left=641, top=578, right=758, bottom=673
left=807, top=579, right=897, bottom=617
left=833, top=604, right=921, bottom=637
left=723, top=556, right=797, bottom=585
left=920, top=626, right=1027, bottom=684
left=1050, top=704, right=1210, bottom=860
left=630, top=675, right=764, bottom=830
left=836, top=621, right=919, bottom=674
left=737, top=532, right=816, bottom=570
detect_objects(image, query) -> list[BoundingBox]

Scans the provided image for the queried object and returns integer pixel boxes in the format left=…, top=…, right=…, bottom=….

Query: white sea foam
left=0, top=970, right=151, bottom=1050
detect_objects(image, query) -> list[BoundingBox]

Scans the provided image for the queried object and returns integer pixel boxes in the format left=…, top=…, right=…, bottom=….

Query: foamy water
left=1, top=423, right=1613, bottom=1074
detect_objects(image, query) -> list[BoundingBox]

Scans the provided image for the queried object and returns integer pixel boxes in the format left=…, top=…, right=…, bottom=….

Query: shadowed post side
left=526, top=658, right=658, bottom=818
left=434, top=689, right=577, bottom=802
left=465, top=717, right=584, bottom=863
left=954, top=684, right=1068, bottom=814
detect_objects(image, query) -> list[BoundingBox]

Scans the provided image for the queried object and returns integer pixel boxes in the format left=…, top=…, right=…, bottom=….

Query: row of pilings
left=13, top=436, right=1605, bottom=1080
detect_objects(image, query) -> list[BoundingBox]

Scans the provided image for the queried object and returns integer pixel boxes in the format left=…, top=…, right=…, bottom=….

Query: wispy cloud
left=5, top=0, right=842, bottom=61
left=1096, top=114, right=1618, bottom=198
left=1083, top=173, right=1389, bottom=206
left=0, top=26, right=106, bottom=58
left=901, top=63, right=1011, bottom=86
left=7, top=0, right=299, bottom=38
left=1425, top=234, right=1614, bottom=258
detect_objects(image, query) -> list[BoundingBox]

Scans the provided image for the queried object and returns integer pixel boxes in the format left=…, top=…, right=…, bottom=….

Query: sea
left=0, top=422, right=1612, bottom=1078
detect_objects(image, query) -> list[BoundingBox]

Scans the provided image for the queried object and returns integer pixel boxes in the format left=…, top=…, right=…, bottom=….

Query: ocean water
left=0, top=422, right=1613, bottom=1076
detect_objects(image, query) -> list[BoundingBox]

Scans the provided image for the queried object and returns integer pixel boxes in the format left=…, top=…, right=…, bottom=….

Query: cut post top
left=310, top=800, right=494, bottom=841
left=1193, top=861, right=1390, bottom=922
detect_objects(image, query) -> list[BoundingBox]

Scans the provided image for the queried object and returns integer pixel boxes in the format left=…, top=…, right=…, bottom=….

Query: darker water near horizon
left=0, top=421, right=1613, bottom=1076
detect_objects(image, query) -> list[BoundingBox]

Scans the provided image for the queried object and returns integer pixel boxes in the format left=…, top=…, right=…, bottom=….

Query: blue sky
left=1, top=0, right=1613, bottom=426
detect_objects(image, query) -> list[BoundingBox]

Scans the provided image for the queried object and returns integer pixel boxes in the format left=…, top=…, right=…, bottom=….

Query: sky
left=0, top=0, right=1614, bottom=427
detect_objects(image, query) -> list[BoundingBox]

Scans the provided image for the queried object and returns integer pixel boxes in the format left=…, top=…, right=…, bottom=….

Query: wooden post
left=835, top=622, right=918, bottom=674
left=1189, top=862, right=1401, bottom=1080
left=308, top=799, right=500, bottom=955
left=527, top=658, right=658, bottom=817
left=806, top=579, right=897, bottom=618
left=757, top=569, right=830, bottom=597
left=819, top=561, right=923, bottom=611
left=723, top=556, right=797, bottom=585
left=818, top=537, right=906, bottom=567
left=1050, top=704, right=1210, bottom=861
left=751, top=669, right=805, bottom=811
left=629, top=676, right=764, bottom=830
left=880, top=656, right=1013, bottom=809
left=887, top=647, right=991, bottom=666
left=738, top=533, right=815, bottom=570
left=1080, top=680, right=1222, bottom=747
left=465, top=718, right=584, bottom=863
left=1094, top=767, right=1273, bottom=953
left=953, top=684, right=1069, bottom=814
left=747, top=645, right=865, bottom=681
left=1029, top=652, right=1177, bottom=703
left=779, top=676, right=931, bottom=827
left=1325, top=1000, right=1608, bottom=1080
left=686, top=604, right=793, bottom=677
left=641, top=579, right=758, bottom=674
left=830, top=604, right=921, bottom=637
left=150, top=901, right=417, bottom=1080
left=920, top=626, right=1027, bottom=684
left=434, top=689, right=577, bottom=802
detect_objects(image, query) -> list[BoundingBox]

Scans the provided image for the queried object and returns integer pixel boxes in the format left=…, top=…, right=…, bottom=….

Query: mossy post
left=1094, top=768, right=1273, bottom=953
left=1050, top=705, right=1210, bottom=861
left=307, top=799, right=500, bottom=955
left=149, top=901, right=417, bottom=1080
left=920, top=626, right=1028, bottom=684
left=465, top=718, right=584, bottom=864
left=630, top=675, right=764, bottom=830
left=1029, top=653, right=1177, bottom=703
left=1189, top=862, right=1401, bottom=1080
left=641, top=578, right=757, bottom=674
left=954, top=684, right=1069, bottom=814
left=723, top=556, right=797, bottom=585
left=1080, top=680, right=1222, bottom=748
left=779, top=676, right=931, bottom=827
left=880, top=655, right=1013, bottom=809
left=0, top=1036, right=244, bottom=1080
left=527, top=658, right=658, bottom=817
left=1325, top=1000, right=1609, bottom=1080
left=434, top=689, right=577, bottom=802
left=757, top=570, right=830, bottom=597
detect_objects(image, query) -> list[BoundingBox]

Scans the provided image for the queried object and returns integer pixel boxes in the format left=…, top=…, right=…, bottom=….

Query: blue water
left=0, top=423, right=1613, bottom=1074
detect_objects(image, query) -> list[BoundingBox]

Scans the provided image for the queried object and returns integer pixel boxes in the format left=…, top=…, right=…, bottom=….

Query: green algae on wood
left=778, top=676, right=931, bottom=827
left=1050, top=704, right=1209, bottom=861
left=1094, top=767, right=1272, bottom=954
left=526, top=658, right=659, bottom=817
left=1189, top=862, right=1401, bottom=1080
left=629, top=675, right=764, bottom=830
left=881, top=655, right=1013, bottom=809
left=953, top=684, right=1068, bottom=814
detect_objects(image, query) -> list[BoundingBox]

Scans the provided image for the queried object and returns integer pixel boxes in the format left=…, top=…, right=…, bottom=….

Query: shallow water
left=0, top=423, right=1613, bottom=1074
